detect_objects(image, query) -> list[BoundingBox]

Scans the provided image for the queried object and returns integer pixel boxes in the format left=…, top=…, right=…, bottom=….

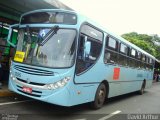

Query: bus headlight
left=10, top=71, right=16, bottom=81
left=44, top=77, right=71, bottom=90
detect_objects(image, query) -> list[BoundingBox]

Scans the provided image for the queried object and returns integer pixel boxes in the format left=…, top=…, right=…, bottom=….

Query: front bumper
left=8, top=78, right=71, bottom=106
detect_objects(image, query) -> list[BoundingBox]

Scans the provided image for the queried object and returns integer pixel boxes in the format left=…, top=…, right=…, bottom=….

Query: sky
left=59, top=0, right=160, bottom=35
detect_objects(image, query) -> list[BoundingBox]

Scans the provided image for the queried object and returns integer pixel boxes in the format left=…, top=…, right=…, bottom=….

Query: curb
left=0, top=90, right=17, bottom=97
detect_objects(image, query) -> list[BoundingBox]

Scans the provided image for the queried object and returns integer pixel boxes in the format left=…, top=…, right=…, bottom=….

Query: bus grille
left=14, top=65, right=54, bottom=76
left=17, top=78, right=45, bottom=86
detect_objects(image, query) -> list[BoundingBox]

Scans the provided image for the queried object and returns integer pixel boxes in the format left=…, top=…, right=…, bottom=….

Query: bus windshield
left=15, top=27, right=76, bottom=68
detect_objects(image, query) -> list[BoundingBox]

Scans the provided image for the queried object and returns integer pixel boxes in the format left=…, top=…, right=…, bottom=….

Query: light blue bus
left=7, top=9, right=155, bottom=109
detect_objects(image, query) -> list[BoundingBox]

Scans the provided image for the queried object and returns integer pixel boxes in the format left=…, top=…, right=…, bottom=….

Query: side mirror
left=7, top=24, right=19, bottom=47
left=83, top=36, right=91, bottom=61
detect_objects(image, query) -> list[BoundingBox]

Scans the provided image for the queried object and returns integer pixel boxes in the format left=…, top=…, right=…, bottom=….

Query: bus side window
left=104, top=37, right=118, bottom=64
left=76, top=24, right=103, bottom=74
left=137, top=52, right=142, bottom=69
left=104, top=52, right=111, bottom=63
left=129, top=48, right=136, bottom=68
left=145, top=57, right=149, bottom=70
left=142, top=54, right=146, bottom=69
left=149, top=58, right=153, bottom=70
left=118, top=43, right=128, bottom=66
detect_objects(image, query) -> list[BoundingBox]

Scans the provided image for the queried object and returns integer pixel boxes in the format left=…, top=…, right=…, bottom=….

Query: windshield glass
left=15, top=27, right=76, bottom=68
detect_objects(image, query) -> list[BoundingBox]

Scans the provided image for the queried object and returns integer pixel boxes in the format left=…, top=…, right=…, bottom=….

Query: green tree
left=121, top=32, right=160, bottom=60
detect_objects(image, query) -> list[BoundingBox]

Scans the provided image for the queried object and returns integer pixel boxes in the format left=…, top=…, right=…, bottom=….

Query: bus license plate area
left=22, top=86, right=32, bottom=94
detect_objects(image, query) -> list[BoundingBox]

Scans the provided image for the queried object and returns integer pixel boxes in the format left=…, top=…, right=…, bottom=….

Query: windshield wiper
left=39, top=25, right=59, bottom=46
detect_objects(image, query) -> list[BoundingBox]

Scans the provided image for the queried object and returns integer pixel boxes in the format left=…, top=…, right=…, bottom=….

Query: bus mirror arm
left=7, top=24, right=19, bottom=48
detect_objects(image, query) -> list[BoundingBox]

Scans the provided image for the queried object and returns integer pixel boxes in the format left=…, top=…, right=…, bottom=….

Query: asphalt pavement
left=0, top=82, right=160, bottom=120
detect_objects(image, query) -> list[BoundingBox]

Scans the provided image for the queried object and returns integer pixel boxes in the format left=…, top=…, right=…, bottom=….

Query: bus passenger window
left=141, top=54, right=146, bottom=69
left=128, top=49, right=136, bottom=68
left=145, top=57, right=149, bottom=70
left=131, top=49, right=136, bottom=57
left=104, top=51, right=118, bottom=64
left=119, top=43, right=128, bottom=66
left=129, top=58, right=135, bottom=68
left=142, top=54, right=146, bottom=62
left=137, top=52, right=141, bottom=59
left=107, top=37, right=117, bottom=50
left=137, top=52, right=142, bottom=69
left=104, top=52, right=110, bottom=63
left=118, top=55, right=128, bottom=66
left=104, top=36, right=118, bottom=64
left=120, top=43, right=128, bottom=54
left=137, top=61, right=141, bottom=69
left=149, top=58, right=153, bottom=70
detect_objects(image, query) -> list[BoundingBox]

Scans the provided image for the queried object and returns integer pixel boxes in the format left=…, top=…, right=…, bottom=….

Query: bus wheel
left=139, top=81, right=145, bottom=95
left=90, top=83, right=106, bottom=109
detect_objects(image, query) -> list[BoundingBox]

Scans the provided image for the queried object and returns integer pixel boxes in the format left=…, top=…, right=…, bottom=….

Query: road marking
left=98, top=110, right=121, bottom=120
left=75, top=118, right=87, bottom=120
left=0, top=100, right=32, bottom=106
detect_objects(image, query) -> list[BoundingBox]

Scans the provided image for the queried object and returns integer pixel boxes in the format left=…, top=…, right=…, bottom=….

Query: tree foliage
left=121, top=32, right=160, bottom=60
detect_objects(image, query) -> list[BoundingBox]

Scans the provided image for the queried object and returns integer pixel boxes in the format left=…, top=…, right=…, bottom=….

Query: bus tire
left=90, top=83, right=106, bottom=109
left=139, top=81, right=145, bottom=95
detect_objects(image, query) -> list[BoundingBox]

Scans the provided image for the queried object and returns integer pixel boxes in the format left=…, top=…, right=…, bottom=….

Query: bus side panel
left=118, top=68, right=153, bottom=96
left=74, top=63, right=106, bottom=83
left=108, top=82, right=121, bottom=97
left=145, top=71, right=154, bottom=89
left=119, top=68, right=142, bottom=95
left=68, top=83, right=99, bottom=106
left=108, top=66, right=154, bottom=98
left=73, top=60, right=108, bottom=105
